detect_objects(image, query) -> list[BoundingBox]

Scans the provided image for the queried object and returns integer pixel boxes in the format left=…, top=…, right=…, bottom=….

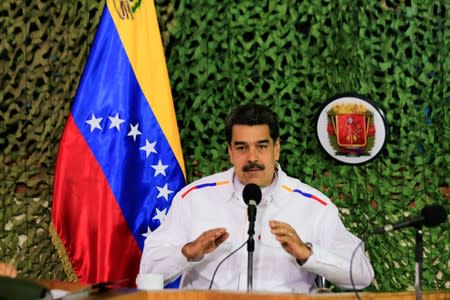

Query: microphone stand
left=247, top=206, right=256, bottom=292
left=414, top=227, right=423, bottom=300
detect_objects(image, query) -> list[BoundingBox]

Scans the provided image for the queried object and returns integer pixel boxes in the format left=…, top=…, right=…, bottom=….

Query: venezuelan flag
left=50, top=0, right=185, bottom=287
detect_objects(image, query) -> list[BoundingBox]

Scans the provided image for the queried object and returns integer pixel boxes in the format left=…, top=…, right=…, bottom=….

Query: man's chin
left=241, top=176, right=267, bottom=187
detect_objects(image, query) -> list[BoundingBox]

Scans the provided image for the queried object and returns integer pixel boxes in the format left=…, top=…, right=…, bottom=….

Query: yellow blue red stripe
left=282, top=185, right=328, bottom=206
left=52, top=0, right=186, bottom=287
left=182, top=181, right=230, bottom=198
left=107, top=0, right=185, bottom=176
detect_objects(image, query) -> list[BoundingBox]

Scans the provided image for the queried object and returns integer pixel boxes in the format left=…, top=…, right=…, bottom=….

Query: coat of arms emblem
left=316, top=94, right=388, bottom=164
left=327, top=103, right=376, bottom=156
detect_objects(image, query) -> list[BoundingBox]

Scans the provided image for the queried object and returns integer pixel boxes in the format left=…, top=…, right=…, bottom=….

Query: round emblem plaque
left=316, top=94, right=388, bottom=164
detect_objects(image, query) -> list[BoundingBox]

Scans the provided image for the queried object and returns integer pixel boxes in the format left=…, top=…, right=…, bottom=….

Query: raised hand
left=181, top=228, right=229, bottom=262
left=269, top=220, right=311, bottom=263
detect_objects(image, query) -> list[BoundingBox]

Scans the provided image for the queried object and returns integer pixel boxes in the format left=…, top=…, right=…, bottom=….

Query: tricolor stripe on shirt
left=50, top=0, right=185, bottom=287
left=282, top=185, right=328, bottom=206
left=181, top=181, right=230, bottom=198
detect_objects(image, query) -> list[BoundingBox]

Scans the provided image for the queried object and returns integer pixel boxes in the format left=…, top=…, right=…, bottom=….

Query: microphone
left=242, top=183, right=262, bottom=292
left=242, top=183, right=262, bottom=223
left=374, top=204, right=447, bottom=234
left=208, top=184, right=262, bottom=290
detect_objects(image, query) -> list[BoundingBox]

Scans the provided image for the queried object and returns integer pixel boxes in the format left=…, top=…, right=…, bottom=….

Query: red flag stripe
left=52, top=115, right=140, bottom=286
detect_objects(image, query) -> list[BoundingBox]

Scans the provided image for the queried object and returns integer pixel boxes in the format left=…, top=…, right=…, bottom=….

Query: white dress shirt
left=139, top=166, right=374, bottom=293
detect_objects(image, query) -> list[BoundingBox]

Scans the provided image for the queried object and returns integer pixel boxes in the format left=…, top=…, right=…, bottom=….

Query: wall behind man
left=0, top=0, right=448, bottom=291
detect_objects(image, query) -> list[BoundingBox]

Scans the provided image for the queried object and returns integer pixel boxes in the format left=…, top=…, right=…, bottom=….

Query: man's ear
left=274, top=138, right=281, bottom=161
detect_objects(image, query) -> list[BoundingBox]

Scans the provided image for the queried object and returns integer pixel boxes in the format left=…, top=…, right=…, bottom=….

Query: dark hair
left=225, top=103, right=279, bottom=144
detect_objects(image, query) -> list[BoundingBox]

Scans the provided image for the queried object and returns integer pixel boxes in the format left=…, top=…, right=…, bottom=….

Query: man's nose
left=247, top=146, right=258, bottom=161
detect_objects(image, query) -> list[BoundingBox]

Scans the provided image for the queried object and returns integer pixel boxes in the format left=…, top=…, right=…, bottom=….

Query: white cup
left=136, top=273, right=164, bottom=290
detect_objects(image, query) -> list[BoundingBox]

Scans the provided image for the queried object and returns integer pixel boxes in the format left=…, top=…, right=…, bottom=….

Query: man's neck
left=233, top=171, right=278, bottom=203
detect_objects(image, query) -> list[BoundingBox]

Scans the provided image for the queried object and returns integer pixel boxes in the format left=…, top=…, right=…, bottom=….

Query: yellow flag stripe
left=106, top=0, right=185, bottom=176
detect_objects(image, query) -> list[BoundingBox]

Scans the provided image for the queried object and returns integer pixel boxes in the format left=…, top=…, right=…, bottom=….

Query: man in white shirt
left=139, top=103, right=374, bottom=293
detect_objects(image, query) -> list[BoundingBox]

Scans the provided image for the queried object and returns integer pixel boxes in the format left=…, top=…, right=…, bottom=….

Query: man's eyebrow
left=232, top=139, right=270, bottom=146
left=257, top=139, right=270, bottom=144
left=233, top=141, right=247, bottom=146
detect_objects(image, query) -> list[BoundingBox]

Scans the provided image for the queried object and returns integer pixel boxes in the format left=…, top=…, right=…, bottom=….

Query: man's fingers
left=183, top=228, right=228, bottom=257
left=203, top=228, right=226, bottom=239
left=269, top=220, right=299, bottom=240
left=200, top=228, right=229, bottom=254
left=215, top=231, right=229, bottom=246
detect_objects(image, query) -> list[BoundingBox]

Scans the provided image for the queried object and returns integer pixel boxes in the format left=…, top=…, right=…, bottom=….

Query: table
left=36, top=280, right=450, bottom=300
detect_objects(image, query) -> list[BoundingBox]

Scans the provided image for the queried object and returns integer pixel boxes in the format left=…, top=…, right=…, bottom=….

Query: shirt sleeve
left=139, top=192, right=193, bottom=284
left=300, top=205, right=374, bottom=290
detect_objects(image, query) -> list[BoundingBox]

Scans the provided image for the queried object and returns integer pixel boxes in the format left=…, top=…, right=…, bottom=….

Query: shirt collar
left=232, top=165, right=279, bottom=205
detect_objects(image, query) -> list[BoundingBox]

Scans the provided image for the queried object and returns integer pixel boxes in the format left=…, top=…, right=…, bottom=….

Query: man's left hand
left=269, top=220, right=311, bottom=262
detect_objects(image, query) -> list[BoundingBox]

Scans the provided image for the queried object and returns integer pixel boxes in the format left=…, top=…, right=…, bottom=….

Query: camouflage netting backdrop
left=0, top=0, right=448, bottom=291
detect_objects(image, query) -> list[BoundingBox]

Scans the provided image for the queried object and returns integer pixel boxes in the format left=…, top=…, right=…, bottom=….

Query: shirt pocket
left=257, top=224, right=292, bottom=259
left=258, top=225, right=280, bottom=248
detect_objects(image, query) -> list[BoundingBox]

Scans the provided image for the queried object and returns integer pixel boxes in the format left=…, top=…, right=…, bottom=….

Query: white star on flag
left=85, top=114, right=103, bottom=132
left=140, top=139, right=157, bottom=157
left=127, top=123, right=142, bottom=141
left=108, top=113, right=125, bottom=131
left=141, top=226, right=152, bottom=238
left=151, top=160, right=168, bottom=177
left=156, top=183, right=173, bottom=201
left=152, top=208, right=167, bottom=224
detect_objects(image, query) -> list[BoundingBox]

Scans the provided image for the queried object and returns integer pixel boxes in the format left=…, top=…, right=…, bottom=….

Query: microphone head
left=242, top=183, right=262, bottom=206
left=421, top=204, right=447, bottom=228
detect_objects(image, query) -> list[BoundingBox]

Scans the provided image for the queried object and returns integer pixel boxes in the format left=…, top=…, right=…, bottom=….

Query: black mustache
left=243, top=162, right=265, bottom=172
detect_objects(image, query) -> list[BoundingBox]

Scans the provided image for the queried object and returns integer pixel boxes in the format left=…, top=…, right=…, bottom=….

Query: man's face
left=228, top=124, right=280, bottom=187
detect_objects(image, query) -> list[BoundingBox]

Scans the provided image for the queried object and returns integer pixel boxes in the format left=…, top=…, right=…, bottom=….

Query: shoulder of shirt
left=278, top=171, right=334, bottom=207
left=177, top=168, right=234, bottom=199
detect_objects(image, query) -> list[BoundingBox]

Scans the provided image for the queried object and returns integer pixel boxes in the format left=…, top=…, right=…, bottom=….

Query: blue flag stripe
left=70, top=8, right=185, bottom=250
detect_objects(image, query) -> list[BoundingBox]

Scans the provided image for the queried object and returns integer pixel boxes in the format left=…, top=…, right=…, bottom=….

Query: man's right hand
left=181, top=228, right=229, bottom=262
